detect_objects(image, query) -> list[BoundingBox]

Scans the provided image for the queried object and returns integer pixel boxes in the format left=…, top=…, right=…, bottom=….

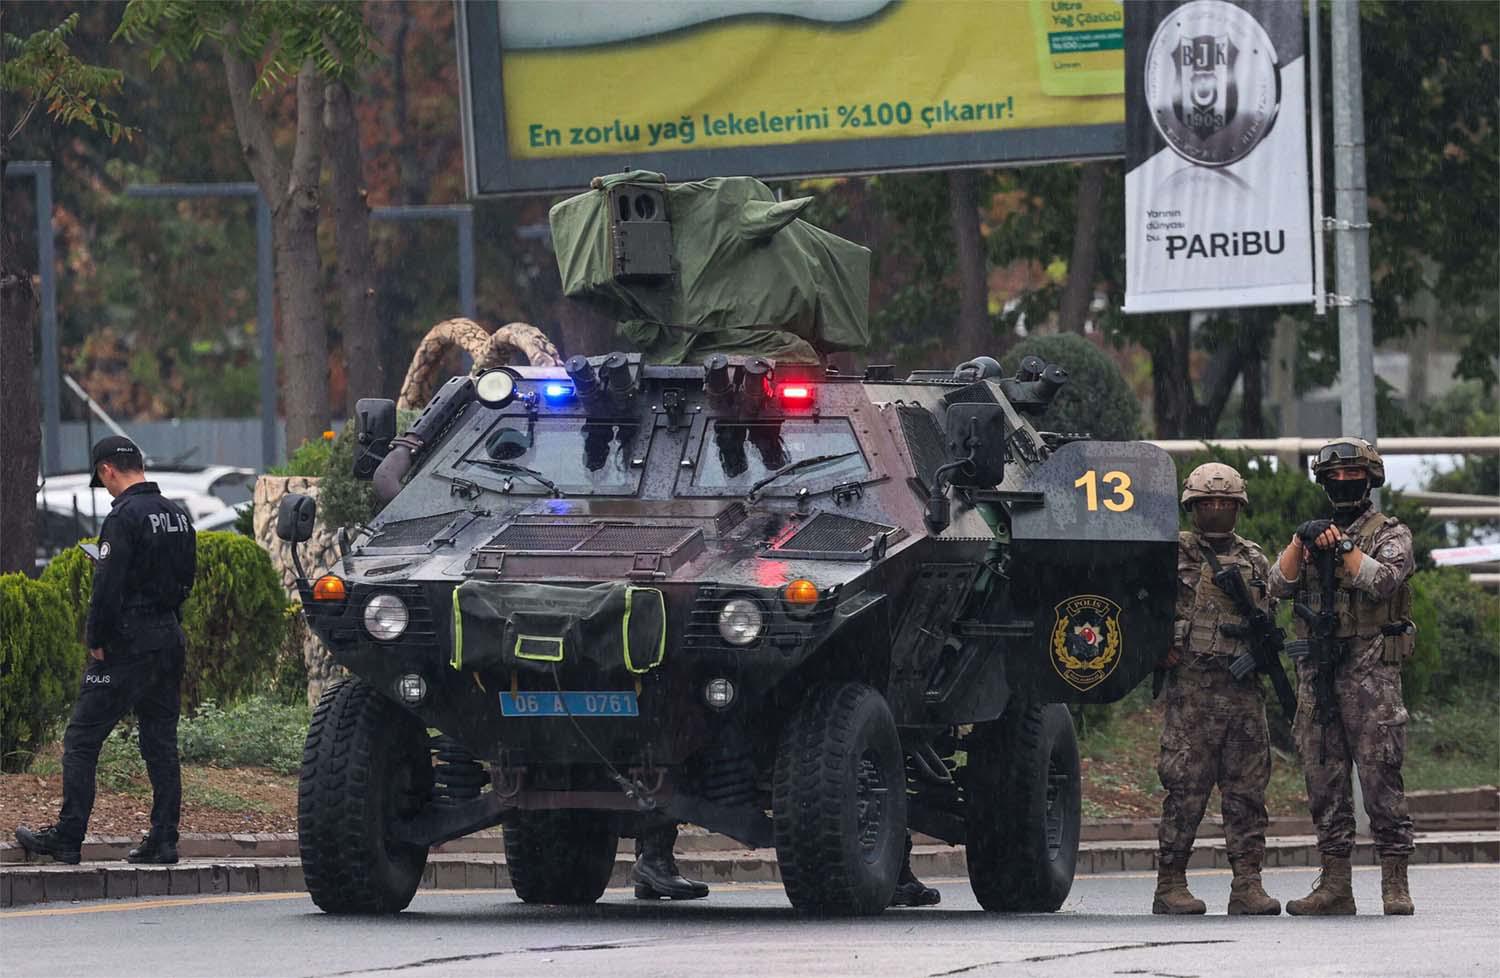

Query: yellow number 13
left=1074, top=469, right=1135, bottom=512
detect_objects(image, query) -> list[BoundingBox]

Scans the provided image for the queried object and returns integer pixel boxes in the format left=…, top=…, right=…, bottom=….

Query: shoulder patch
left=1379, top=543, right=1401, bottom=560
left=98, top=541, right=111, bottom=559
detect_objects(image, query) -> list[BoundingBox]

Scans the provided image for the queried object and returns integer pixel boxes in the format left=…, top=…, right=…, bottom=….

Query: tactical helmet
left=1180, top=462, right=1248, bottom=508
left=1311, top=437, right=1385, bottom=488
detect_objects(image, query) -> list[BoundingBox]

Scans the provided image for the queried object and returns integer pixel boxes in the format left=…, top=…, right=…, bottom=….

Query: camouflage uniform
left=1269, top=506, right=1416, bottom=860
left=1159, top=531, right=1275, bottom=870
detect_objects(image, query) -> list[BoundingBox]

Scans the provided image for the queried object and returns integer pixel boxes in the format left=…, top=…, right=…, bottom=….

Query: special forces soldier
left=15, top=437, right=197, bottom=866
left=1270, top=438, right=1416, bottom=916
left=1153, top=463, right=1281, bottom=916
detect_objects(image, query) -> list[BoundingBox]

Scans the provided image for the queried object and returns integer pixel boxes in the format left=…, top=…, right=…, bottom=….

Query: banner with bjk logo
left=1123, top=0, right=1315, bottom=313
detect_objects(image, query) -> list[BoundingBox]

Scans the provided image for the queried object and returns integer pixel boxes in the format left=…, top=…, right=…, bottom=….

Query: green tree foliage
left=41, top=531, right=290, bottom=713
left=1, top=12, right=133, bottom=146
left=0, top=573, right=87, bottom=772
left=1001, top=333, right=1141, bottom=440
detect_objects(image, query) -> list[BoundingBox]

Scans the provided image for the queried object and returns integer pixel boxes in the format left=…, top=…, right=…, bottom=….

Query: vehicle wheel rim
left=855, top=748, right=889, bottom=859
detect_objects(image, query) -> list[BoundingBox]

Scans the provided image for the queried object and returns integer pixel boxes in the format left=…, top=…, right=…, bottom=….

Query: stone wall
left=253, top=476, right=344, bottom=707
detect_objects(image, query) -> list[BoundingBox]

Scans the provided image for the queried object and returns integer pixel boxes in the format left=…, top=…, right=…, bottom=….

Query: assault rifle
left=1200, top=545, right=1297, bottom=720
left=1286, top=523, right=1344, bottom=762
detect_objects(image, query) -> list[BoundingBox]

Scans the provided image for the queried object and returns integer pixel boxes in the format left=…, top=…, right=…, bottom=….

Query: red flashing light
left=779, top=385, right=814, bottom=402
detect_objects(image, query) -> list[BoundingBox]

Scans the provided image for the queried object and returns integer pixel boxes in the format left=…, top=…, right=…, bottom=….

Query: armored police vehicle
left=277, top=172, right=1178, bottom=917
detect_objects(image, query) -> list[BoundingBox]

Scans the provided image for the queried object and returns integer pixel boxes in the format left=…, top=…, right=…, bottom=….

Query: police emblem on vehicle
left=1143, top=0, right=1281, bottom=167
left=1051, top=595, right=1124, bottom=691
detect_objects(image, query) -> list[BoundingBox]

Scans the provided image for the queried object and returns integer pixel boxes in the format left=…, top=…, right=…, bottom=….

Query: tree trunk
left=1148, top=316, right=1193, bottom=438
left=324, top=79, right=383, bottom=409
left=1057, top=162, right=1105, bottom=334
left=0, top=161, right=41, bottom=575
left=947, top=169, right=990, bottom=359
left=1241, top=338, right=1265, bottom=436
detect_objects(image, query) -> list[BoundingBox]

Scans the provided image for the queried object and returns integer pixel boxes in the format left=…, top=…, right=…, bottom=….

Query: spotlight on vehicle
left=474, top=368, right=518, bottom=409
left=601, top=352, right=636, bottom=407
left=742, top=357, right=772, bottom=414
left=703, top=353, right=734, bottom=400
left=396, top=673, right=427, bottom=705
left=704, top=678, right=736, bottom=709
left=566, top=355, right=601, bottom=399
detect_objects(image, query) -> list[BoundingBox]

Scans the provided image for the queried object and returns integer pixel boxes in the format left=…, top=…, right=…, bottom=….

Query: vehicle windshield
left=689, top=419, right=869, bottom=493
left=458, top=416, right=644, bottom=492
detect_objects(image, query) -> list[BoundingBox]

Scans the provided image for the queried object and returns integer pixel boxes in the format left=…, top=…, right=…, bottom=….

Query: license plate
left=499, top=691, right=639, bottom=717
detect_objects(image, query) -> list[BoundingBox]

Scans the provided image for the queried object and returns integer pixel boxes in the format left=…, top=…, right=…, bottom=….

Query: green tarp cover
left=452, top=580, right=666, bottom=676
left=549, top=171, right=871, bottom=364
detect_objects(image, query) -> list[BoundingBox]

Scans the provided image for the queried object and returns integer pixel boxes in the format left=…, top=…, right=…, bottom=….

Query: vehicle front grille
left=776, top=512, right=899, bottom=558
left=366, top=511, right=467, bottom=548
left=334, top=582, right=439, bottom=649
left=488, top=522, right=698, bottom=555
left=684, top=585, right=836, bottom=651
left=942, top=381, right=998, bottom=405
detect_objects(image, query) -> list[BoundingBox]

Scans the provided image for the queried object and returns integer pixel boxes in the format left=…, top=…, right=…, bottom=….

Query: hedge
left=0, top=574, right=86, bottom=772
left=1001, top=333, right=1142, bottom=441
left=39, top=530, right=291, bottom=714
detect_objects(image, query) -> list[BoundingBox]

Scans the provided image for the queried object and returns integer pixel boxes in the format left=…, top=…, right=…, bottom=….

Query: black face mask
left=1325, top=477, right=1369, bottom=510
left=1192, top=503, right=1238, bottom=536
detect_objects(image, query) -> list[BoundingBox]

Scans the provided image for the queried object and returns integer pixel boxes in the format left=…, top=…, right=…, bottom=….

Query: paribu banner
left=458, top=0, right=1128, bottom=195
left=1123, top=0, right=1315, bottom=313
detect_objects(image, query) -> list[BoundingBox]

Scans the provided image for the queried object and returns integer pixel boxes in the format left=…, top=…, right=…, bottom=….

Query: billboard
left=1122, top=0, right=1315, bottom=313
left=458, top=0, right=1128, bottom=196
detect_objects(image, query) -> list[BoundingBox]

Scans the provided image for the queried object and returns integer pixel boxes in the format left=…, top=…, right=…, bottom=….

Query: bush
left=1407, top=568, right=1500, bottom=709
left=1001, top=333, right=1141, bottom=441
left=0, top=574, right=87, bottom=772
left=39, top=532, right=291, bottom=714
left=180, top=532, right=293, bottom=710
left=176, top=695, right=311, bottom=773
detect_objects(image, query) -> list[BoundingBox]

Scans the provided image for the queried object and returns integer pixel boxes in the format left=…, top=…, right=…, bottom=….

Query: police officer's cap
left=89, top=435, right=143, bottom=487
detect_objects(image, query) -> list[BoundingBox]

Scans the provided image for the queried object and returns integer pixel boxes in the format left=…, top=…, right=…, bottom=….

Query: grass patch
left=1406, top=697, right=1500, bottom=791
left=177, top=696, right=310, bottom=774
left=183, top=782, right=272, bottom=813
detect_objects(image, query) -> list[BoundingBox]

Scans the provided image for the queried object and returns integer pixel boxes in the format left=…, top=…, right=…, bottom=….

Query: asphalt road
left=2, top=864, right=1495, bottom=978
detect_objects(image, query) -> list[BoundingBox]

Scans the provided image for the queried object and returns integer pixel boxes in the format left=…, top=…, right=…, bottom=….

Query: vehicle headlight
left=363, top=593, right=409, bottom=641
left=717, top=597, right=764, bottom=647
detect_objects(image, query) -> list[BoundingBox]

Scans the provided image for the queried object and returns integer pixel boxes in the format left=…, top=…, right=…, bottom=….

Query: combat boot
left=1286, top=853, right=1356, bottom=916
left=14, top=824, right=82, bottom=865
left=1152, top=858, right=1206, bottom=915
left=631, top=828, right=709, bottom=900
left=127, top=833, right=178, bottom=865
left=1227, top=856, right=1281, bottom=915
left=1380, top=855, right=1414, bottom=915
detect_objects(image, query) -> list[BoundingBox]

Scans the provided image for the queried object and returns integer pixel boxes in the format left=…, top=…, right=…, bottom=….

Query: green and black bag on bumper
left=452, top=581, right=668, bottom=677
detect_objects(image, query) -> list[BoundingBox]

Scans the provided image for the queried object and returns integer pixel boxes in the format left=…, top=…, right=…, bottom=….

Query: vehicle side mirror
left=353, top=398, right=397, bottom=480
left=944, top=403, right=1008, bottom=487
left=276, top=493, right=317, bottom=543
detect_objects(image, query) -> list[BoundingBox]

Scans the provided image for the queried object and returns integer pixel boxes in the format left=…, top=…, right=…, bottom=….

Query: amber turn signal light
left=312, top=575, right=347, bottom=601
left=783, top=579, right=820, bottom=608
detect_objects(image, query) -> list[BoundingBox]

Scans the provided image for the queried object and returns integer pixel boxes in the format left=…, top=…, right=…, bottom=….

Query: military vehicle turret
left=277, top=172, right=1178, bottom=917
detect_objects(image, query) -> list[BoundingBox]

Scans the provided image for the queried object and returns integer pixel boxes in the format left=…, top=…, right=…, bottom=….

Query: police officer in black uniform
left=16, top=437, right=196, bottom=865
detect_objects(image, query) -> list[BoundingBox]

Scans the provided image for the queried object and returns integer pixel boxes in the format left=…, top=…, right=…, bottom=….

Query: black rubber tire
left=965, top=702, right=1081, bottom=912
left=772, top=681, right=907, bottom=916
left=298, top=679, right=431, bottom=914
left=504, top=810, right=619, bottom=905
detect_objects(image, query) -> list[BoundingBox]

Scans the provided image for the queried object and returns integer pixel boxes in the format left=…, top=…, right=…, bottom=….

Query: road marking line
left=0, top=891, right=310, bottom=919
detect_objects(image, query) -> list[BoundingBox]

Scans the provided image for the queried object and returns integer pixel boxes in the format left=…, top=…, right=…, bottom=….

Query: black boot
left=127, top=832, right=178, bottom=865
left=631, top=825, right=709, bottom=900
left=890, top=834, right=940, bottom=907
left=15, top=825, right=82, bottom=865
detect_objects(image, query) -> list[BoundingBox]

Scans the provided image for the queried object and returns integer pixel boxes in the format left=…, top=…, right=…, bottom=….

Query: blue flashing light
left=543, top=383, right=575, bottom=399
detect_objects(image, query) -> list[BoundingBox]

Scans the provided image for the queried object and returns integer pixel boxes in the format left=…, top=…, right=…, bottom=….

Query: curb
left=4, top=832, right=1496, bottom=909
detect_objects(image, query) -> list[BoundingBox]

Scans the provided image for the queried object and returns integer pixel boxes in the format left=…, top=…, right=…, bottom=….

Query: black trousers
left=56, top=645, right=184, bottom=845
